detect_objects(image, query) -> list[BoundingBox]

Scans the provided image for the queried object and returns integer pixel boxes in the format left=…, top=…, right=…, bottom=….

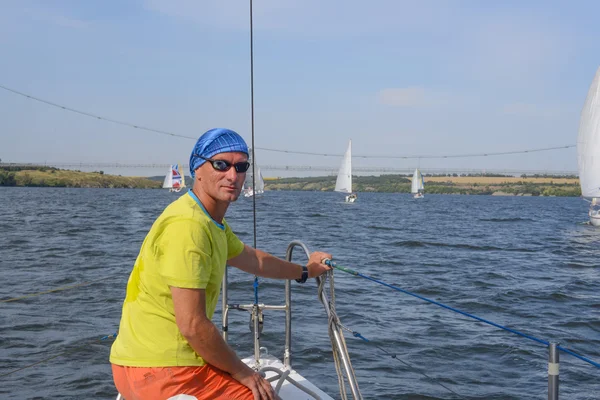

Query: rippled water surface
left=1, top=188, right=599, bottom=399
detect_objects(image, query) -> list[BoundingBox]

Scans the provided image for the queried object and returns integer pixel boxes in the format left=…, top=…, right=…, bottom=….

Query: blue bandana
left=189, top=128, right=249, bottom=178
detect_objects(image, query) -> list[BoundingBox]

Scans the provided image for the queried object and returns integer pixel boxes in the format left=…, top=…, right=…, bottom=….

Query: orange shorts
left=112, top=363, right=253, bottom=400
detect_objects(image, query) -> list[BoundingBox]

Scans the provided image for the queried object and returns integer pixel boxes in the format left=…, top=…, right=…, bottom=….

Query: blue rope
left=253, top=277, right=259, bottom=304
left=324, top=260, right=600, bottom=369
left=352, top=331, right=370, bottom=342
left=100, top=332, right=118, bottom=341
left=557, top=346, right=600, bottom=368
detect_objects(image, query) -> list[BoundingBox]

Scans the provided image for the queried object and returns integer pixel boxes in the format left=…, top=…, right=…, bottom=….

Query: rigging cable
left=317, top=271, right=349, bottom=399
left=249, top=0, right=259, bottom=305
left=0, top=83, right=575, bottom=160
left=318, top=270, right=464, bottom=399
left=342, top=324, right=466, bottom=399
left=0, top=84, right=196, bottom=140
left=322, top=260, right=600, bottom=370
left=255, top=144, right=575, bottom=159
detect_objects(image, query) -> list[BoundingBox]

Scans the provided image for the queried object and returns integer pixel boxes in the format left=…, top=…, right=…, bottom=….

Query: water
left=1, top=187, right=599, bottom=400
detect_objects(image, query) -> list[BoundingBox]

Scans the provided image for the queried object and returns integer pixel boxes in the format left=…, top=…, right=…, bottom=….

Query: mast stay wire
left=0, top=84, right=575, bottom=160
left=249, top=0, right=259, bottom=305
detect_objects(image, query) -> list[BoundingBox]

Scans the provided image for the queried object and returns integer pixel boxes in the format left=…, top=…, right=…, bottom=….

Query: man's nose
left=225, top=167, right=239, bottom=180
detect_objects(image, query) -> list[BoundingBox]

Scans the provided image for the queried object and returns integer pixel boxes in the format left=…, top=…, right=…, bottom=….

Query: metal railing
left=220, top=240, right=362, bottom=399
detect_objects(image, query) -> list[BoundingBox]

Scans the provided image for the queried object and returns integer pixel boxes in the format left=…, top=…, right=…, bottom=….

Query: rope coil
left=317, top=270, right=351, bottom=400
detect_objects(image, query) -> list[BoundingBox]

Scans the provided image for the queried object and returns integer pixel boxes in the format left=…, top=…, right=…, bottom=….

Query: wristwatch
left=295, top=265, right=308, bottom=284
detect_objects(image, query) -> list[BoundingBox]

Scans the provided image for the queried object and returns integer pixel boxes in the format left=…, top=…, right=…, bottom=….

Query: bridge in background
left=1, top=162, right=578, bottom=177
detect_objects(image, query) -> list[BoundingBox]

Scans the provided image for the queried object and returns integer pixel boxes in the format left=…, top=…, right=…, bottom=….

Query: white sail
left=163, top=164, right=184, bottom=191
left=334, top=140, right=352, bottom=193
left=244, top=151, right=265, bottom=197
left=162, top=166, right=173, bottom=189
left=256, top=167, right=265, bottom=194
left=578, top=67, right=600, bottom=199
left=411, top=168, right=424, bottom=193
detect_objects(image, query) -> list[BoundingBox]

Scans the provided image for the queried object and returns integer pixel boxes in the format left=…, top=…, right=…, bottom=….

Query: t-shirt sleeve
left=157, top=220, right=213, bottom=289
left=224, top=220, right=245, bottom=259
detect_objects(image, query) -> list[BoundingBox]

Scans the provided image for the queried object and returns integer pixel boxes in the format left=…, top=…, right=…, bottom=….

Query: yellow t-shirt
left=110, top=191, right=245, bottom=367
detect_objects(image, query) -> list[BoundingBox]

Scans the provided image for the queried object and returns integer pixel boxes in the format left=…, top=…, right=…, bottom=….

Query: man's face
left=195, top=152, right=248, bottom=203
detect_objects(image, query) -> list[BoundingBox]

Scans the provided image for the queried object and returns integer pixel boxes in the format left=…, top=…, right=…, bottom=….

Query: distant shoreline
left=265, top=174, right=581, bottom=197
left=0, top=167, right=581, bottom=196
left=0, top=166, right=161, bottom=189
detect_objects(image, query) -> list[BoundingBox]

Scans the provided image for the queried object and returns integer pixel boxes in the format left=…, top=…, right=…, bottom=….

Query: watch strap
left=295, top=265, right=308, bottom=284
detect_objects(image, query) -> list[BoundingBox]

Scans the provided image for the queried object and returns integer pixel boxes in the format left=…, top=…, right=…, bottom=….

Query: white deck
left=242, top=354, right=334, bottom=400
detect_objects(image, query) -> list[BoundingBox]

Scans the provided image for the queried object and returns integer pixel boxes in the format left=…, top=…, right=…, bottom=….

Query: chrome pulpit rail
left=221, top=240, right=362, bottom=400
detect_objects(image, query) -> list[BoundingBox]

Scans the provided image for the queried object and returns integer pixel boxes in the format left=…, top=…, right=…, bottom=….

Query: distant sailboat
left=335, top=140, right=356, bottom=203
left=163, top=164, right=185, bottom=193
left=411, top=168, right=425, bottom=199
left=577, top=66, right=600, bottom=226
left=243, top=151, right=265, bottom=198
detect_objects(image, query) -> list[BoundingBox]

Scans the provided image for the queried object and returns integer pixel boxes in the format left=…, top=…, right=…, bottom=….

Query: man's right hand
left=306, top=251, right=333, bottom=278
left=232, top=366, right=279, bottom=400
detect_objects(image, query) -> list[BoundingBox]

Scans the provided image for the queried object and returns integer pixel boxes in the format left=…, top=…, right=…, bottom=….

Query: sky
left=1, top=0, right=599, bottom=177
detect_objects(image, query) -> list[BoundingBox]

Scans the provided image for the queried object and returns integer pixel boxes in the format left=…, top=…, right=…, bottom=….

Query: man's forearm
left=229, top=245, right=303, bottom=280
left=184, top=318, right=249, bottom=375
left=252, top=249, right=304, bottom=280
left=229, top=246, right=331, bottom=282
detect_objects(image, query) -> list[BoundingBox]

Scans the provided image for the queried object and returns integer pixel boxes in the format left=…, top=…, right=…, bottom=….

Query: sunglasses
left=198, top=155, right=251, bottom=173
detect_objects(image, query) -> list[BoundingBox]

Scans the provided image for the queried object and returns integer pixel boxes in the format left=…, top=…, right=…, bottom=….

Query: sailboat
left=411, top=168, right=425, bottom=199
left=162, top=164, right=185, bottom=193
left=243, top=151, right=265, bottom=198
left=335, top=140, right=357, bottom=203
left=578, top=66, right=600, bottom=226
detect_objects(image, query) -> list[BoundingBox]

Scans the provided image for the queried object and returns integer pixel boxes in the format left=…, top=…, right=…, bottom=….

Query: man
left=110, top=128, right=332, bottom=400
